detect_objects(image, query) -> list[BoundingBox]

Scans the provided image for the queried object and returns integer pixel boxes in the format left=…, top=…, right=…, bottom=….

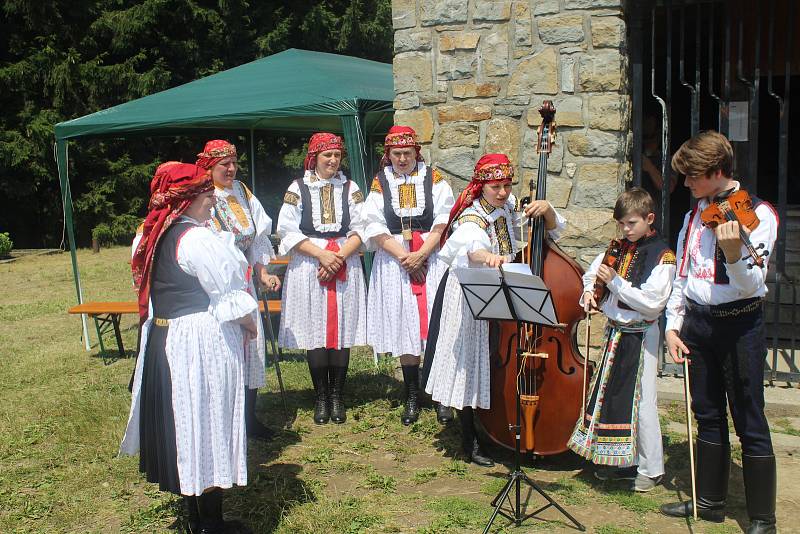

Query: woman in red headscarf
left=121, top=163, right=258, bottom=532
left=422, top=154, right=565, bottom=466
left=361, top=125, right=455, bottom=426
left=197, top=140, right=281, bottom=442
left=276, top=133, right=367, bottom=425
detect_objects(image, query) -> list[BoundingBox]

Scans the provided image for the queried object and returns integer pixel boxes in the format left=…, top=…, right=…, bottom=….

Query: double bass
left=478, top=101, right=593, bottom=456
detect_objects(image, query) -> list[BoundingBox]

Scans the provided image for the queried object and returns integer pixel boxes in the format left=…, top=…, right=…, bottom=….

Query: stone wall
left=392, top=0, right=630, bottom=265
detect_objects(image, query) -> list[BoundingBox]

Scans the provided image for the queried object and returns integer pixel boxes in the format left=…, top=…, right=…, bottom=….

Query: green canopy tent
left=54, top=48, right=394, bottom=349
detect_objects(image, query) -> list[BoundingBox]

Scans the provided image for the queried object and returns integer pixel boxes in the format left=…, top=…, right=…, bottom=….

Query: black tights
left=307, top=348, right=350, bottom=369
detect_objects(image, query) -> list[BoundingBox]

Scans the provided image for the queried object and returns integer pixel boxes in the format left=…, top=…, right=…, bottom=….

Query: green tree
left=0, top=0, right=391, bottom=247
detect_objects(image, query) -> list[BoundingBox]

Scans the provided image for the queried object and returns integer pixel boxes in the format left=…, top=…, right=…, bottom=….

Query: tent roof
left=54, top=48, right=394, bottom=140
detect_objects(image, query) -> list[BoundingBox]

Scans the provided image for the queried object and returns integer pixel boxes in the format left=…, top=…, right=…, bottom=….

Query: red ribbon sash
left=321, top=239, right=347, bottom=349
left=410, top=231, right=428, bottom=340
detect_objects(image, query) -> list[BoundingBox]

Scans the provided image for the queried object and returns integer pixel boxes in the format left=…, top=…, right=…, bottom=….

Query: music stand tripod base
left=481, top=320, right=586, bottom=533
left=452, top=266, right=585, bottom=532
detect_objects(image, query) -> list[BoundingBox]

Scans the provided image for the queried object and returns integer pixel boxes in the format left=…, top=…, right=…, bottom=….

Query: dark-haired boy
left=568, top=187, right=674, bottom=493
left=661, top=131, right=778, bottom=534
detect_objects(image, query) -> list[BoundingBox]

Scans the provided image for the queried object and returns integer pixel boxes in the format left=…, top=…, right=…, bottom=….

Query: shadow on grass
left=661, top=432, right=749, bottom=531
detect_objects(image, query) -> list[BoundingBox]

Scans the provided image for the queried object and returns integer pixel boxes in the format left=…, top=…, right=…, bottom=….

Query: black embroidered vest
left=378, top=166, right=434, bottom=234
left=614, top=232, right=673, bottom=311
left=296, top=178, right=351, bottom=239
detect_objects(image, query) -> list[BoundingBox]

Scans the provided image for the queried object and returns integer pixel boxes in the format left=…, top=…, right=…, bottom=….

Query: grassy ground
left=1, top=246, right=797, bottom=533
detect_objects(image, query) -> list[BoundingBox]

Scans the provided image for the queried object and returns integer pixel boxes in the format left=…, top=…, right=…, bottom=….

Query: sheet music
left=453, top=265, right=559, bottom=325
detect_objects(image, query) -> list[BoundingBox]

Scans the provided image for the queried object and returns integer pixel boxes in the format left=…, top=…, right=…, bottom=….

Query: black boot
left=328, top=365, right=348, bottom=424
left=185, top=496, right=199, bottom=533
left=436, top=403, right=454, bottom=424
left=661, top=439, right=729, bottom=522
left=460, top=407, right=494, bottom=467
left=244, top=388, right=274, bottom=442
left=743, top=454, right=777, bottom=534
left=401, top=364, right=420, bottom=426
left=308, top=362, right=330, bottom=424
left=196, top=489, right=251, bottom=534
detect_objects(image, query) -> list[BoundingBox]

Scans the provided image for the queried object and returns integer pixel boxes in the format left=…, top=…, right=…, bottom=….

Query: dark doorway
left=628, top=0, right=800, bottom=383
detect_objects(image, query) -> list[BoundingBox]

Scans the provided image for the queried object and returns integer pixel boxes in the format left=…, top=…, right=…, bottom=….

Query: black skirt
left=138, top=322, right=181, bottom=494
left=421, top=269, right=449, bottom=390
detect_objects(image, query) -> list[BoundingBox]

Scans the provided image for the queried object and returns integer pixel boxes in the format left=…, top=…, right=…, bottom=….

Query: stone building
left=390, top=0, right=799, bottom=377
left=392, top=0, right=630, bottom=265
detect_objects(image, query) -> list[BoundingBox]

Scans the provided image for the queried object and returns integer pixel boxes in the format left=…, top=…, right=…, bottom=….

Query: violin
left=700, top=189, right=768, bottom=268
left=592, top=239, right=622, bottom=304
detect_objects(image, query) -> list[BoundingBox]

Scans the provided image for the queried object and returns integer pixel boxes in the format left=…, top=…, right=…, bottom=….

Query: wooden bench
left=68, top=299, right=282, bottom=357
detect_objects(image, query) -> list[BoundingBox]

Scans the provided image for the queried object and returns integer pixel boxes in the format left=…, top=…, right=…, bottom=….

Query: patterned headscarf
left=304, top=132, right=345, bottom=170
left=380, top=125, right=424, bottom=168
left=441, top=153, right=515, bottom=246
left=131, top=163, right=214, bottom=321
left=195, top=140, right=237, bottom=170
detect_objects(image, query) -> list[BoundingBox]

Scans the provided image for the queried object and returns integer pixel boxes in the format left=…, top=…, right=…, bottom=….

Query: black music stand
left=454, top=264, right=586, bottom=533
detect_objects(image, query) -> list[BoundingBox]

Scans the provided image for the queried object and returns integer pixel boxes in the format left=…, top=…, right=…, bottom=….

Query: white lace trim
left=383, top=162, right=427, bottom=218
left=302, top=170, right=347, bottom=233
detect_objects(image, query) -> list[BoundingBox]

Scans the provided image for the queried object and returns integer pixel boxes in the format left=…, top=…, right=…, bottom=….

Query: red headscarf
left=380, top=125, right=424, bottom=168
left=131, top=163, right=214, bottom=321
left=441, top=153, right=515, bottom=246
left=304, top=132, right=345, bottom=170
left=195, top=140, right=237, bottom=170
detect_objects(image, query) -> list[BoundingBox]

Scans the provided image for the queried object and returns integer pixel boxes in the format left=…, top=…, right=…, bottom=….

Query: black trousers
left=681, top=299, right=773, bottom=456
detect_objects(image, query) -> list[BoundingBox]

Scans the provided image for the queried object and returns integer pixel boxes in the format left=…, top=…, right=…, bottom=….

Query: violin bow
left=582, top=311, right=592, bottom=420
left=680, top=348, right=698, bottom=521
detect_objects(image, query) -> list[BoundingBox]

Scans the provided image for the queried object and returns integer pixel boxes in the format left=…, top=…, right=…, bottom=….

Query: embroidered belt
left=607, top=319, right=654, bottom=333
left=154, top=317, right=170, bottom=326
left=686, top=297, right=763, bottom=318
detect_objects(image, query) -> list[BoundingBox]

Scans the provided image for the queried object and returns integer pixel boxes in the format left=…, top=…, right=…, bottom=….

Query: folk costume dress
left=122, top=165, right=256, bottom=498
left=425, top=197, right=566, bottom=410
left=568, top=232, right=675, bottom=474
left=207, top=180, right=274, bottom=389
left=276, top=169, right=367, bottom=351
left=362, top=160, right=454, bottom=356
left=197, top=140, right=275, bottom=391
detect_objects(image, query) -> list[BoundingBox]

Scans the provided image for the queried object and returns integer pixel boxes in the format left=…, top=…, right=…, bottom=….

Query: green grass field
left=0, top=246, right=795, bottom=533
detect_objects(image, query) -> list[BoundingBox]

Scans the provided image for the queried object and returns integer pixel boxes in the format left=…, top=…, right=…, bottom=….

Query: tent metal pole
left=249, top=129, right=257, bottom=194
left=341, top=110, right=372, bottom=281
left=56, top=139, right=91, bottom=350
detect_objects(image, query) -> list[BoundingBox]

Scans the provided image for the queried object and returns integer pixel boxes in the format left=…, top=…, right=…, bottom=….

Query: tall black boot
left=244, top=388, right=274, bottom=442
left=743, top=454, right=777, bottom=534
left=308, top=360, right=330, bottom=424
left=459, top=407, right=493, bottom=467
left=661, top=439, right=729, bottom=522
left=185, top=496, right=199, bottom=533
left=436, top=403, right=454, bottom=424
left=401, top=364, right=420, bottom=426
left=196, top=489, right=251, bottom=534
left=328, top=365, right=348, bottom=424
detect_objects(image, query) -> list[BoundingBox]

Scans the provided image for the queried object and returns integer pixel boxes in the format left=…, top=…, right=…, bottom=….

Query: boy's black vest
left=612, top=232, right=674, bottom=311
left=295, top=178, right=351, bottom=239
left=377, top=166, right=434, bottom=234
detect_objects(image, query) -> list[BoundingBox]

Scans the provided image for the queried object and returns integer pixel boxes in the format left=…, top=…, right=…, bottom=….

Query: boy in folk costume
left=276, top=133, right=367, bottom=425
left=568, top=187, right=674, bottom=492
left=424, top=154, right=565, bottom=466
left=660, top=131, right=778, bottom=534
left=362, top=126, right=455, bottom=425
